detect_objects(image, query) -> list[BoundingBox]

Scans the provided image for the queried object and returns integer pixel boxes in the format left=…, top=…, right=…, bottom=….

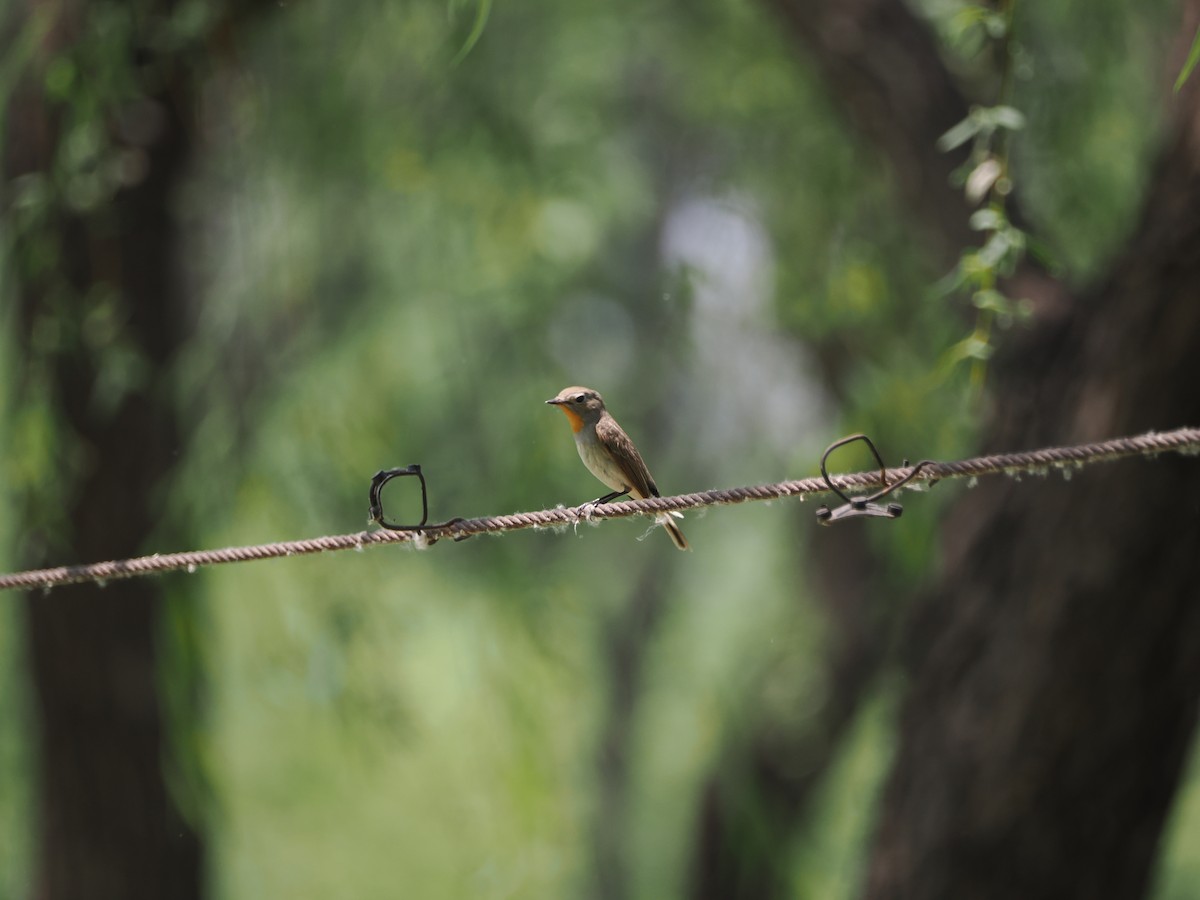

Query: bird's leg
left=593, top=488, right=629, bottom=505
left=576, top=488, right=629, bottom=519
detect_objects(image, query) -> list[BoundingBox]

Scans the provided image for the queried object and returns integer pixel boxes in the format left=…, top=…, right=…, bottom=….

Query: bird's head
left=546, top=386, right=606, bottom=432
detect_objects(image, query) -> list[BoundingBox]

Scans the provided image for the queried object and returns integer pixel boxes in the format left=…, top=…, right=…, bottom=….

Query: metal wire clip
left=369, top=465, right=468, bottom=540
left=815, top=434, right=934, bottom=525
left=369, top=465, right=428, bottom=529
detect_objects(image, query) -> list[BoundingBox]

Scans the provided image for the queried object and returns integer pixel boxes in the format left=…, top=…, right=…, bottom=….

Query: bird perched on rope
left=546, top=386, right=689, bottom=550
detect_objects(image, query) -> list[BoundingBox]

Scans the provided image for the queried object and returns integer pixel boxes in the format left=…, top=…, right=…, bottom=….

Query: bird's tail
left=660, top=514, right=689, bottom=551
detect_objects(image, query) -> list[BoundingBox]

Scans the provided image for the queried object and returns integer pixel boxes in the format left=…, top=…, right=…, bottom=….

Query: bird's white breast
left=574, top=425, right=629, bottom=493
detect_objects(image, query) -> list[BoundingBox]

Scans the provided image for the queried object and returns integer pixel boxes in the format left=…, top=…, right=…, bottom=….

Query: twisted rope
left=2, top=426, right=1198, bottom=592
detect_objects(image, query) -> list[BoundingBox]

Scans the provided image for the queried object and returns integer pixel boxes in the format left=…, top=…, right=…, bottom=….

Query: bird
left=546, top=386, right=689, bottom=550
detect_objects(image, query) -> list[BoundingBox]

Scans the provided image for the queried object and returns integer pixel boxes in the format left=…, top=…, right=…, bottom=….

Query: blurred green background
left=3, top=0, right=1199, bottom=897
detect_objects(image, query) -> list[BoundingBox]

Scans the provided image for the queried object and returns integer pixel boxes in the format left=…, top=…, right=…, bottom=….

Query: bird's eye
left=574, top=394, right=586, bottom=403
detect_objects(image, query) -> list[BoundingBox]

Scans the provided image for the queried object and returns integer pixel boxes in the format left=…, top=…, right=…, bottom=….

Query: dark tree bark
left=2, top=2, right=234, bottom=896
left=867, top=55, right=1200, bottom=900
left=742, top=1, right=1200, bottom=898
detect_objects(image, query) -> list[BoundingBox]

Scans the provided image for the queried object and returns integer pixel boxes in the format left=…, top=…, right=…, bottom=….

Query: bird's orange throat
left=556, top=406, right=585, bottom=433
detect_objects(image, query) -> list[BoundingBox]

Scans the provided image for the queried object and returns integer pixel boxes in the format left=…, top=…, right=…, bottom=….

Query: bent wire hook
left=815, top=434, right=935, bottom=525
left=369, top=465, right=470, bottom=541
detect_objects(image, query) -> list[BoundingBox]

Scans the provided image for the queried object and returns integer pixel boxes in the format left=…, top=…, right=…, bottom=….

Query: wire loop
left=815, top=433, right=936, bottom=525
left=369, top=466, right=428, bottom=529
left=368, top=465, right=469, bottom=542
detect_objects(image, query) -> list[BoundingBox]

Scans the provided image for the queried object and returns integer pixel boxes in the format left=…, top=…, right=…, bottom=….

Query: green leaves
left=952, top=204, right=1029, bottom=324
left=967, top=208, right=1004, bottom=232
left=971, top=288, right=1031, bottom=327
left=972, top=221, right=1024, bottom=273
left=941, top=2, right=1009, bottom=56
left=1175, top=25, right=1200, bottom=92
left=937, top=105, right=1026, bottom=152
left=932, top=1, right=1028, bottom=388
left=450, top=0, right=493, bottom=66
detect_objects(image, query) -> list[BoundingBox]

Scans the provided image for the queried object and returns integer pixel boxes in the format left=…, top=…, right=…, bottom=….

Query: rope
left=2, top=426, right=1198, bottom=593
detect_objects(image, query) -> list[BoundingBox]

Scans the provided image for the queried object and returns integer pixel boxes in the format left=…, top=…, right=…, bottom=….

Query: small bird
left=546, top=386, right=689, bottom=550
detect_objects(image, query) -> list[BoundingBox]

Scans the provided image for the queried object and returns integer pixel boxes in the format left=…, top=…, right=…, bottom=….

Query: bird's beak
left=545, top=398, right=563, bottom=405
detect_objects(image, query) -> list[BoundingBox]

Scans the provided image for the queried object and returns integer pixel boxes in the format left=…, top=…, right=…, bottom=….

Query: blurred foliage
left=2, top=0, right=1197, bottom=898
left=0, top=265, right=34, bottom=896
left=1005, top=0, right=1176, bottom=277
left=1177, top=26, right=1200, bottom=90
left=0, top=598, right=32, bottom=899
left=1157, top=744, right=1200, bottom=900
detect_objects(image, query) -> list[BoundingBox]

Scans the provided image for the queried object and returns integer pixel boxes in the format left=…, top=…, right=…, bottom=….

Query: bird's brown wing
left=596, top=415, right=660, bottom=498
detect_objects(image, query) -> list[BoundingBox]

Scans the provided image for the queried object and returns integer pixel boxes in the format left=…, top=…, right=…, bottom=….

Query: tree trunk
left=867, top=57, right=1200, bottom=899
left=5, top=3, right=203, bottom=897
